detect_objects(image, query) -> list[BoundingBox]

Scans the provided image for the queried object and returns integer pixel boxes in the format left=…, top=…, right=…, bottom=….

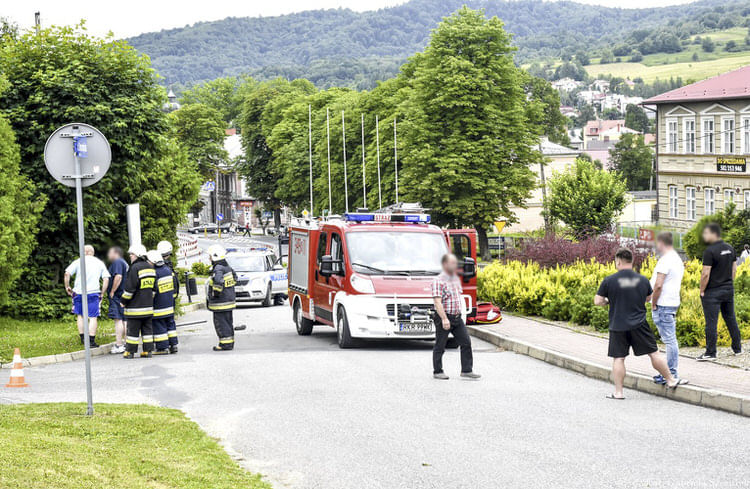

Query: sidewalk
left=469, top=314, right=750, bottom=416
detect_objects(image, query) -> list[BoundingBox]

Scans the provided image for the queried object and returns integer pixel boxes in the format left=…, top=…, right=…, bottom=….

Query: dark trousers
left=433, top=314, right=473, bottom=374
left=166, top=316, right=179, bottom=347
left=213, top=311, right=234, bottom=349
left=125, top=317, right=154, bottom=353
left=701, top=286, right=742, bottom=355
left=153, top=317, right=171, bottom=350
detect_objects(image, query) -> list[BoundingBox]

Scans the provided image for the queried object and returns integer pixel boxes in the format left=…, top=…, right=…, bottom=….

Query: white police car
left=206, top=249, right=288, bottom=306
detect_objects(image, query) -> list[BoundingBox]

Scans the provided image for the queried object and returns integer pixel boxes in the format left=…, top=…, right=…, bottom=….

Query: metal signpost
left=44, top=123, right=111, bottom=416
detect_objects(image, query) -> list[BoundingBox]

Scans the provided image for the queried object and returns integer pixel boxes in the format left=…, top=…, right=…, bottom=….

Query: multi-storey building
left=643, top=66, right=750, bottom=231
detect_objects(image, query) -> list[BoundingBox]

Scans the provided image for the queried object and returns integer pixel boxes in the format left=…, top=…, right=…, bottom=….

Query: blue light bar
left=344, top=213, right=430, bottom=223
left=344, top=213, right=375, bottom=222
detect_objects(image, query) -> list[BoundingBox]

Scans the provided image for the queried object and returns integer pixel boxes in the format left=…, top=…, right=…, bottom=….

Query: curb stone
left=468, top=325, right=749, bottom=418
left=1, top=302, right=207, bottom=369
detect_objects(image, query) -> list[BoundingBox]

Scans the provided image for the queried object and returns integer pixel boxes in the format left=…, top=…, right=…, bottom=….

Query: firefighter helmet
left=157, top=240, right=173, bottom=257
left=128, top=244, right=148, bottom=258
left=146, top=250, right=164, bottom=265
left=207, top=244, right=226, bottom=261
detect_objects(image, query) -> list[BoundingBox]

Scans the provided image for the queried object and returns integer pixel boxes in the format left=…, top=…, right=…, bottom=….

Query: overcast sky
left=5, top=0, right=698, bottom=39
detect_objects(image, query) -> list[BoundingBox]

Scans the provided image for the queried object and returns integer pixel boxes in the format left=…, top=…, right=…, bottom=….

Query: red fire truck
left=288, top=205, right=477, bottom=348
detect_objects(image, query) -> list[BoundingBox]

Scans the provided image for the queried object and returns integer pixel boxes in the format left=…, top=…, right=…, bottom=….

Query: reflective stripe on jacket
left=121, top=258, right=156, bottom=318
left=153, top=264, right=177, bottom=317
left=208, top=261, right=236, bottom=311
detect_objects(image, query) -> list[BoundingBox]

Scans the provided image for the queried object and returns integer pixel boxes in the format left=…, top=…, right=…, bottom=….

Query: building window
left=725, top=189, right=736, bottom=208
left=705, top=188, right=715, bottom=215
left=722, top=117, right=735, bottom=154
left=669, top=186, right=678, bottom=218
left=683, top=119, right=695, bottom=153
left=702, top=118, right=714, bottom=154
left=667, top=119, right=678, bottom=153
left=742, top=117, right=750, bottom=155
left=686, top=187, right=696, bottom=220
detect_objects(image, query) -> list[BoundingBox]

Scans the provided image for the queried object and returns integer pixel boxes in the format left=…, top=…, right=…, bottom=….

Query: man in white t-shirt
left=650, top=232, right=685, bottom=384
left=64, top=244, right=110, bottom=348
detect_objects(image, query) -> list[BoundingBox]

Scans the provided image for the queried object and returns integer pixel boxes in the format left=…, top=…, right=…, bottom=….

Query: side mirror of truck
left=462, top=257, right=476, bottom=279
left=319, top=255, right=335, bottom=277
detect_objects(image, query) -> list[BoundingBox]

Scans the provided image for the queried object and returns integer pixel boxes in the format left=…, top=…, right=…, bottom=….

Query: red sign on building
left=638, top=228, right=655, bottom=242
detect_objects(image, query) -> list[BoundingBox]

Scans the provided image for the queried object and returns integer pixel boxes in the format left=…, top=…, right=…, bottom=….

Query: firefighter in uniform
left=148, top=250, right=175, bottom=355
left=156, top=241, right=180, bottom=354
left=121, top=244, right=156, bottom=358
left=207, top=245, right=237, bottom=351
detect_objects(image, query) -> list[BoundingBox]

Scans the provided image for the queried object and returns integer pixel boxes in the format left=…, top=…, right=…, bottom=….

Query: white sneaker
left=110, top=344, right=125, bottom=354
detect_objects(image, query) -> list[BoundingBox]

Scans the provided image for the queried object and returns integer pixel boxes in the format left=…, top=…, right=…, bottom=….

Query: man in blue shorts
left=107, top=246, right=129, bottom=354
left=64, top=245, right=110, bottom=348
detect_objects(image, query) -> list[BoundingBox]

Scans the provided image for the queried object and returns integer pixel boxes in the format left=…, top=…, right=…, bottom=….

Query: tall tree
left=169, top=103, right=228, bottom=178
left=0, top=25, right=201, bottom=311
left=180, top=76, right=256, bottom=125
left=0, top=100, right=45, bottom=303
left=524, top=74, right=570, bottom=145
left=624, top=104, right=650, bottom=133
left=546, top=158, right=627, bottom=237
left=400, top=8, right=539, bottom=259
left=237, top=78, right=316, bottom=224
left=609, top=134, right=654, bottom=191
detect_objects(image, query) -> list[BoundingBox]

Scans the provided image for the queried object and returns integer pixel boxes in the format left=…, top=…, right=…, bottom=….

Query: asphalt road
left=3, top=304, right=749, bottom=489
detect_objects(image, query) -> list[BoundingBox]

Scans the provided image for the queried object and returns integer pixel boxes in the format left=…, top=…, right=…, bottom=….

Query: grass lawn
left=0, top=403, right=270, bottom=489
left=586, top=52, right=750, bottom=83
left=584, top=28, right=750, bottom=82
left=0, top=317, right=115, bottom=364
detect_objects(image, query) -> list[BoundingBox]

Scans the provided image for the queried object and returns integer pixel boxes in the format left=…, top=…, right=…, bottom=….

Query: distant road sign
left=203, top=180, right=216, bottom=192
left=262, top=211, right=273, bottom=219
left=216, top=213, right=224, bottom=221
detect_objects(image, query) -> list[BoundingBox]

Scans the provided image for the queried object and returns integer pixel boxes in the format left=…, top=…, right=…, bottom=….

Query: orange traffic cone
left=5, top=348, right=29, bottom=388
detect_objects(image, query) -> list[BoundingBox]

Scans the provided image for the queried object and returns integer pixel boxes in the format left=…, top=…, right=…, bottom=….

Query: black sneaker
left=696, top=353, right=716, bottom=362
left=169, top=345, right=178, bottom=354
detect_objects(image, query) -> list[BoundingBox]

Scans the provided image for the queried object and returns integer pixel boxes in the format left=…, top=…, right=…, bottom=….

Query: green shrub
left=191, top=262, right=210, bottom=276
left=479, top=258, right=750, bottom=347
left=0, top=289, right=70, bottom=320
left=683, top=204, right=750, bottom=259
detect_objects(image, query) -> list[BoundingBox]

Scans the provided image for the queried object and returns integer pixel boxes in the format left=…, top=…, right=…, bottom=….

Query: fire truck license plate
left=399, top=322, right=433, bottom=333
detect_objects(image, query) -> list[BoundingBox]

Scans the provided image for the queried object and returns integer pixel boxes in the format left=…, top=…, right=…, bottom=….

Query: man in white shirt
left=64, top=245, right=110, bottom=348
left=650, top=232, right=685, bottom=384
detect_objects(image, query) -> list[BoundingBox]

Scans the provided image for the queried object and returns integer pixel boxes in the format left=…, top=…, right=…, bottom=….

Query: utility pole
left=34, top=12, right=41, bottom=34
left=538, top=141, right=551, bottom=236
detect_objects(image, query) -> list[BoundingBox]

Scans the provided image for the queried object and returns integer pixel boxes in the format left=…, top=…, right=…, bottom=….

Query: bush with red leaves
left=508, top=235, right=650, bottom=270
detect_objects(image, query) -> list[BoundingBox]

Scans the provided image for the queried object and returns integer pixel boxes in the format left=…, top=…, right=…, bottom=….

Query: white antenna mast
left=394, top=117, right=399, bottom=205
left=375, top=115, right=382, bottom=209
left=342, top=110, right=349, bottom=213
left=361, top=113, right=367, bottom=209
left=308, top=104, right=313, bottom=214
left=326, top=108, right=332, bottom=213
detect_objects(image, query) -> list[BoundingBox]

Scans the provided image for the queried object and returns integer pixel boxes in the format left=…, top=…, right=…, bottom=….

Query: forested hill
left=128, top=0, right=725, bottom=89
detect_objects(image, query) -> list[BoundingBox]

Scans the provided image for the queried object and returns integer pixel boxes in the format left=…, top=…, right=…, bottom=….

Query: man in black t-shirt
left=698, top=223, right=742, bottom=361
left=595, top=248, right=682, bottom=399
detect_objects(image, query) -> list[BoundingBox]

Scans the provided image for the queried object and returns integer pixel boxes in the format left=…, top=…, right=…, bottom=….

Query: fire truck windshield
left=346, top=231, right=448, bottom=275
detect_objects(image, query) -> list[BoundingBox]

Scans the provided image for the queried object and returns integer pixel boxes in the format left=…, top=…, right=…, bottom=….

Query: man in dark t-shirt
left=698, top=223, right=742, bottom=360
left=595, top=248, right=683, bottom=399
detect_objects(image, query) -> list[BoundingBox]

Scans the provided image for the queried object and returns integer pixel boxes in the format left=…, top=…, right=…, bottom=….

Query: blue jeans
left=653, top=305, right=678, bottom=376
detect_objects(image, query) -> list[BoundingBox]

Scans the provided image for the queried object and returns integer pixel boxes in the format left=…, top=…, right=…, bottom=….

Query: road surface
left=3, top=304, right=748, bottom=489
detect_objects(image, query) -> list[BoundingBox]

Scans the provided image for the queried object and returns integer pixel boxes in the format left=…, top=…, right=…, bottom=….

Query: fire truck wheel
left=294, top=300, right=313, bottom=336
left=262, top=283, right=272, bottom=307
left=336, top=306, right=356, bottom=349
